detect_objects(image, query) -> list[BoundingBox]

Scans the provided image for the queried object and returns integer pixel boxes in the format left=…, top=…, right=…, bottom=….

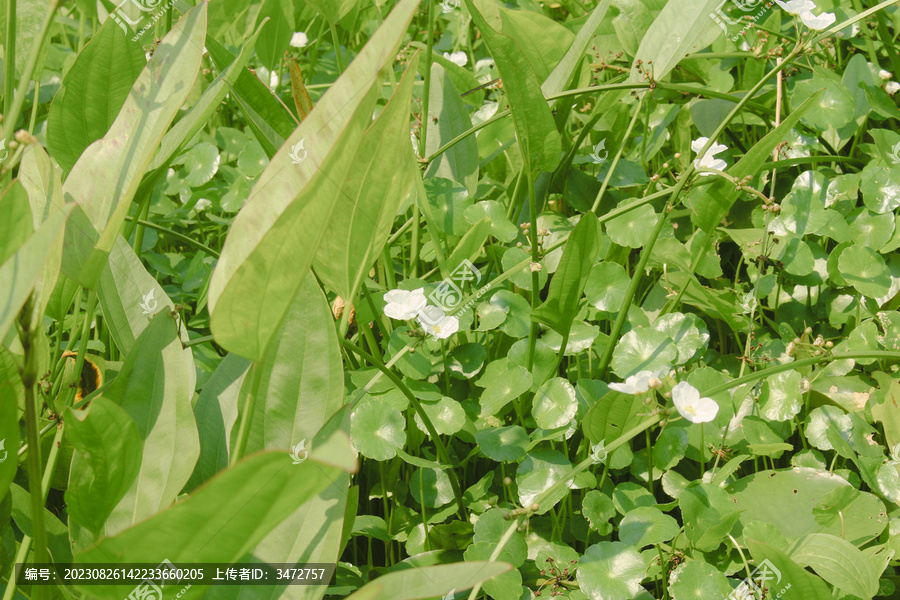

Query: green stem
left=330, top=22, right=345, bottom=73
left=123, top=216, right=220, bottom=258
left=342, top=340, right=467, bottom=521
left=590, top=92, right=645, bottom=213
left=419, top=0, right=436, bottom=157
left=4, top=0, right=16, bottom=121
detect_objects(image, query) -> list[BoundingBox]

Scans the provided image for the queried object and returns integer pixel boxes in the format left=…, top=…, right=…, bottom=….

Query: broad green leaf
left=463, top=543, right=523, bottom=600
left=861, top=165, right=900, bottom=214
left=679, top=481, right=741, bottom=552
left=464, top=0, right=561, bottom=173
left=351, top=399, right=406, bottom=461
left=744, top=540, right=833, bottom=600
left=578, top=542, right=644, bottom=600
left=473, top=508, right=527, bottom=566
left=312, top=54, right=419, bottom=302
left=185, top=353, right=251, bottom=492
left=343, top=562, right=512, bottom=600
left=0, top=381, right=18, bottom=504
left=628, top=0, right=723, bottom=84
left=0, top=187, right=71, bottom=342
left=668, top=560, right=731, bottom=600
left=605, top=204, right=658, bottom=248
left=872, top=372, right=900, bottom=450
left=61, top=4, right=207, bottom=288
left=517, top=448, right=571, bottom=514
left=497, top=8, right=574, bottom=82
left=532, top=213, right=601, bottom=336
left=206, top=35, right=295, bottom=158
left=410, top=467, right=455, bottom=509
left=46, top=16, right=145, bottom=172
left=464, top=201, right=517, bottom=243
left=305, top=0, right=358, bottom=24
left=759, top=369, right=803, bottom=422
left=585, top=261, right=630, bottom=312
left=209, top=0, right=421, bottom=360
left=97, top=313, right=199, bottom=539
left=788, top=533, right=880, bottom=598
left=474, top=425, right=529, bottom=462
left=619, top=506, right=679, bottom=548
left=610, top=326, right=676, bottom=378
left=532, top=378, right=578, bottom=430
left=583, top=490, right=616, bottom=533
left=426, top=62, right=479, bottom=197
left=583, top=390, right=643, bottom=445
left=229, top=273, right=347, bottom=600
left=475, top=358, right=533, bottom=415
left=9, top=483, right=73, bottom=563
left=839, top=244, right=892, bottom=298
left=255, top=0, right=294, bottom=71
left=652, top=312, right=709, bottom=364
left=689, top=89, right=823, bottom=233
left=805, top=406, right=851, bottom=451
left=73, top=451, right=349, bottom=600
left=65, top=398, right=142, bottom=536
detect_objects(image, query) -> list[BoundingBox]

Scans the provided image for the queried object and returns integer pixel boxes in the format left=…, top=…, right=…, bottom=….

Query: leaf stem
left=419, top=0, right=436, bottom=157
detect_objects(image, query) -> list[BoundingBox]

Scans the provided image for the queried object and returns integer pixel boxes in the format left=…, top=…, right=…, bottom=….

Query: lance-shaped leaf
left=531, top=213, right=602, bottom=336
left=64, top=398, right=143, bottom=537
left=209, top=0, right=421, bottom=360
left=465, top=0, right=561, bottom=173
left=0, top=183, right=72, bottom=342
left=627, top=0, right=725, bottom=84
left=97, top=313, right=199, bottom=539
left=73, top=450, right=351, bottom=600
left=312, top=53, right=419, bottom=303
left=425, top=62, right=478, bottom=197
left=542, top=0, right=613, bottom=101
left=60, top=4, right=207, bottom=289
left=46, top=16, right=146, bottom=173
left=219, top=274, right=347, bottom=600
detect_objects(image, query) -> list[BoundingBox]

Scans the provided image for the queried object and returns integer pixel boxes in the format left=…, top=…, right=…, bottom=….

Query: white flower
left=672, top=381, right=719, bottom=423
left=417, top=305, right=459, bottom=339
left=383, top=288, right=427, bottom=320
left=609, top=369, right=667, bottom=394
left=691, top=137, right=728, bottom=175
left=269, top=70, right=279, bottom=88
left=774, top=0, right=816, bottom=15
left=880, top=69, right=893, bottom=81
left=443, top=51, right=468, bottom=67
left=887, top=81, right=900, bottom=96
left=798, top=9, right=836, bottom=30
left=290, top=32, right=308, bottom=48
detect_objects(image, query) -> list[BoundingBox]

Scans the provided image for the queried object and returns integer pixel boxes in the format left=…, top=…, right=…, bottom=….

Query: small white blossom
left=672, top=381, right=719, bottom=423
left=417, top=305, right=459, bottom=339
left=383, top=288, right=427, bottom=320
left=443, top=51, right=468, bottom=67
left=775, top=0, right=815, bottom=15
left=609, top=369, right=667, bottom=395
left=880, top=69, right=893, bottom=81
left=691, top=137, right=728, bottom=175
left=290, top=32, right=309, bottom=48
left=798, top=9, right=836, bottom=30
left=887, top=81, right=900, bottom=95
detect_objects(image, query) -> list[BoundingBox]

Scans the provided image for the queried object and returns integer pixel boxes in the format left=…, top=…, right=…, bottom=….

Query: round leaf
left=350, top=399, right=406, bottom=460
left=533, top=378, right=578, bottom=430
left=474, top=425, right=529, bottom=462
left=605, top=204, right=659, bottom=248
left=838, top=244, right=892, bottom=299
left=611, top=327, right=677, bottom=379
left=585, top=262, right=631, bottom=312
left=619, top=506, right=679, bottom=548
left=517, top=448, right=572, bottom=514
left=577, top=542, right=645, bottom=600
left=409, top=467, right=455, bottom=508
left=668, top=560, right=732, bottom=600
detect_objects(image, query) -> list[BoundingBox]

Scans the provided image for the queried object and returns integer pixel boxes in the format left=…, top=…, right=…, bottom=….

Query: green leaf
left=426, top=63, right=479, bottom=197
left=582, top=490, right=616, bottom=533
left=759, top=369, right=803, bottom=422
left=305, top=0, right=358, bottom=24
left=351, top=399, right=406, bottom=461
left=516, top=448, right=571, bottom=514
left=668, top=560, right=732, bottom=600
left=585, top=261, right=630, bottom=312
left=474, top=425, right=529, bottom=462
left=9, top=483, right=73, bottom=563
left=872, top=372, right=900, bottom=450
left=788, top=533, right=880, bottom=598
left=255, top=0, right=294, bottom=71
left=583, top=390, right=643, bottom=445
left=532, top=378, right=578, bottom=430
left=542, top=0, right=613, bottom=100
left=619, top=506, right=679, bottom=548
left=475, top=358, right=533, bottom=415
left=605, top=204, right=658, bottom=248
left=208, top=0, right=420, bottom=360
left=73, top=451, right=349, bottom=600
left=861, top=165, right=900, bottom=214
left=577, top=542, right=645, bottom=600
left=0, top=381, right=19, bottom=504
left=94, top=313, right=199, bottom=539
left=744, top=540, right=834, bottom=600
left=64, top=398, right=142, bottom=536
left=532, top=213, right=601, bottom=336
left=838, top=244, right=892, bottom=299
left=60, top=4, right=207, bottom=288
left=464, top=0, right=561, bottom=173
left=610, top=326, right=676, bottom=379
left=312, top=55, right=419, bottom=302
left=0, top=186, right=71, bottom=342
left=410, top=467, right=455, bottom=509
left=46, top=17, right=145, bottom=172
left=343, top=562, right=512, bottom=600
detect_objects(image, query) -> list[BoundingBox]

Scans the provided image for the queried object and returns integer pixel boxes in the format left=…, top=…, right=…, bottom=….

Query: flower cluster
left=775, top=0, right=836, bottom=31
left=383, top=288, right=459, bottom=339
left=608, top=369, right=719, bottom=424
